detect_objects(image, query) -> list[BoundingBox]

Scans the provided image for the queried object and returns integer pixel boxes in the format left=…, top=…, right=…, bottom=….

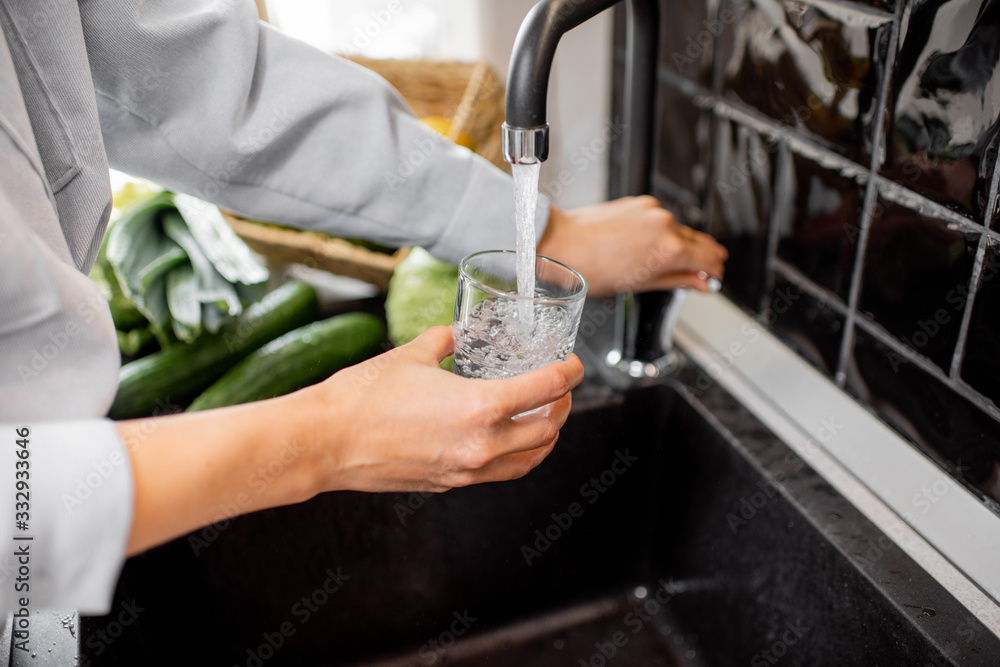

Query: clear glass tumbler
left=452, top=250, right=588, bottom=379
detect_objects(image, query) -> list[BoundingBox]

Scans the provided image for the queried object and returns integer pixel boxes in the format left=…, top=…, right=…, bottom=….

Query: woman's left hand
left=536, top=196, right=728, bottom=297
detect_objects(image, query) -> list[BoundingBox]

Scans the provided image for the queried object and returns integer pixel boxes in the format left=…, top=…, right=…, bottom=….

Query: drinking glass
left=452, top=250, right=588, bottom=379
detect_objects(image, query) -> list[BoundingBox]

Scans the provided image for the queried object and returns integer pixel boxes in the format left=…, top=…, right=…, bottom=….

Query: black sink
left=82, top=364, right=1000, bottom=666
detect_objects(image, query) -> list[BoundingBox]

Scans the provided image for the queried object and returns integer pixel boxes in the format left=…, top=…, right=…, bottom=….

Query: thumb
left=406, top=326, right=455, bottom=364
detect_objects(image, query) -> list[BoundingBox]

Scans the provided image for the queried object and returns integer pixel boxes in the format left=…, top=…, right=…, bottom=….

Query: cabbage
left=385, top=248, right=458, bottom=370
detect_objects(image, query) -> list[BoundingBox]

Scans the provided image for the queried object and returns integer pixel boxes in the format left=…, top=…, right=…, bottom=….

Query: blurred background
left=263, top=0, right=614, bottom=211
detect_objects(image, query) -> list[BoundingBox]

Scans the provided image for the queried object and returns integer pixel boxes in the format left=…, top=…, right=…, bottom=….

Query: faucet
left=502, top=0, right=684, bottom=383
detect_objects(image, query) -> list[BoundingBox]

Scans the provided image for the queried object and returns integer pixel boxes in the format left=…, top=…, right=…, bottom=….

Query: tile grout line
left=833, top=4, right=903, bottom=385
left=659, top=73, right=1000, bottom=242
left=660, top=66, right=875, bottom=182
left=831, top=161, right=877, bottom=385
left=703, top=0, right=724, bottom=225
left=658, top=67, right=710, bottom=100
left=784, top=132, right=871, bottom=183
left=701, top=0, right=726, bottom=243
left=762, top=141, right=792, bottom=313
left=949, top=233, right=991, bottom=379
left=853, top=314, right=1000, bottom=423
left=709, top=0, right=724, bottom=99
left=703, top=114, right=720, bottom=236
left=876, top=176, right=985, bottom=234
left=775, top=255, right=1000, bottom=423
left=710, top=89, right=997, bottom=239
left=651, top=172, right=700, bottom=209
left=947, top=157, right=1000, bottom=378
left=773, top=258, right=851, bottom=315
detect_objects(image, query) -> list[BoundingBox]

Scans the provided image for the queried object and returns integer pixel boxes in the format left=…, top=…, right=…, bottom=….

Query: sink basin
left=82, top=365, right=999, bottom=665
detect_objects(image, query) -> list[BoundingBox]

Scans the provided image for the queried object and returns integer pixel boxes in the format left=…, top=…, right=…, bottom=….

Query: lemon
left=420, top=115, right=476, bottom=151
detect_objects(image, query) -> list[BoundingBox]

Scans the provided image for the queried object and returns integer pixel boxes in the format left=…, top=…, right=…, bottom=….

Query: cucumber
left=186, top=313, right=385, bottom=411
left=109, top=281, right=319, bottom=419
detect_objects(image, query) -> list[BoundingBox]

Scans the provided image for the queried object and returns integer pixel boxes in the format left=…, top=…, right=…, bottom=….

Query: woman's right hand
left=122, top=325, right=583, bottom=555
left=301, top=325, right=585, bottom=495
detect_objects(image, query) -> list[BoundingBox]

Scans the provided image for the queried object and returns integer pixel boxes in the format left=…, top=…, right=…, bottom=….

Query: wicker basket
left=346, top=56, right=507, bottom=171
left=224, top=57, right=507, bottom=291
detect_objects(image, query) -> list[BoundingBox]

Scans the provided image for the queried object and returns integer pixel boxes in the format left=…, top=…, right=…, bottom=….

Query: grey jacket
left=0, top=0, right=545, bottom=616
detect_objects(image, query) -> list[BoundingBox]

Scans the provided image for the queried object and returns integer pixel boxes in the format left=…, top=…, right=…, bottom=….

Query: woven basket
left=224, top=57, right=507, bottom=291
left=347, top=56, right=507, bottom=171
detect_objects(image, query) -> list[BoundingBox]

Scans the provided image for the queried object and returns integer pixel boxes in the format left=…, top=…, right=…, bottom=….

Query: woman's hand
left=304, top=326, right=584, bottom=494
left=536, top=196, right=728, bottom=297
left=123, top=326, right=584, bottom=555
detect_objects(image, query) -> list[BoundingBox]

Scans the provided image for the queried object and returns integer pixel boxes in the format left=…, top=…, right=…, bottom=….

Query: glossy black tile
left=883, top=0, right=1000, bottom=221
left=611, top=0, right=1000, bottom=516
left=709, top=119, right=776, bottom=311
left=960, top=242, right=1000, bottom=408
left=658, top=0, right=718, bottom=86
left=858, top=198, right=978, bottom=371
left=768, top=276, right=845, bottom=377
left=654, top=82, right=712, bottom=202
left=849, top=330, right=1000, bottom=509
left=775, top=154, right=865, bottom=300
left=716, top=0, right=892, bottom=163
left=652, top=178, right=708, bottom=231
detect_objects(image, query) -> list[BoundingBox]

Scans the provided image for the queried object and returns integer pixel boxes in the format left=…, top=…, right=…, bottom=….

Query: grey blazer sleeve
left=0, top=97, right=132, bottom=616
left=82, top=0, right=548, bottom=265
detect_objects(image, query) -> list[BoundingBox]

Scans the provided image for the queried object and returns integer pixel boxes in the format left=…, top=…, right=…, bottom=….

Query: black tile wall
left=883, top=0, right=1000, bottom=220
left=715, top=0, right=893, bottom=163
left=775, top=153, right=865, bottom=300
left=849, top=330, right=1000, bottom=507
left=658, top=0, right=717, bottom=86
left=614, top=0, right=1000, bottom=511
left=961, top=241, right=1000, bottom=408
left=654, top=82, right=712, bottom=204
left=709, top=118, right=776, bottom=311
left=769, top=276, right=845, bottom=377
left=858, top=198, right=978, bottom=371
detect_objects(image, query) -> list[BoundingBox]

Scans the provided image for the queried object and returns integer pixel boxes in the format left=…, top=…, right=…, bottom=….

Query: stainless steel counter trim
left=675, top=292, right=1000, bottom=638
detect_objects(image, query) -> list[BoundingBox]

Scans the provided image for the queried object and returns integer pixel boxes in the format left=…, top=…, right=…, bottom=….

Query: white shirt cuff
left=2, top=419, right=133, bottom=615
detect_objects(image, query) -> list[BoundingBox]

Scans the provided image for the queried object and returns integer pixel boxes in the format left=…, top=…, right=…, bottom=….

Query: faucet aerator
left=502, top=123, right=550, bottom=165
